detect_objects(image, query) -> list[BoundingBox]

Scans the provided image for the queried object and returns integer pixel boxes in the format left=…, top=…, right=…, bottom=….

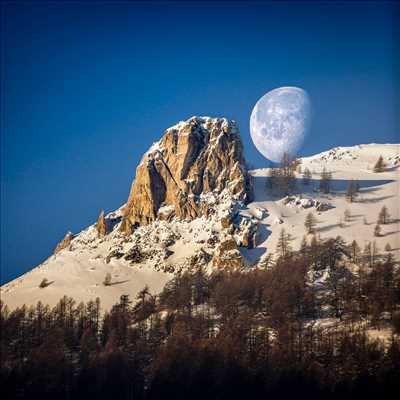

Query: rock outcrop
left=96, top=210, right=107, bottom=237
left=213, top=236, right=244, bottom=269
left=54, top=231, right=74, bottom=254
left=124, top=117, right=253, bottom=225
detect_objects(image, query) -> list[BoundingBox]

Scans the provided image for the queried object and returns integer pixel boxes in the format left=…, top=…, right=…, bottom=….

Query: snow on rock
left=2, top=142, right=399, bottom=311
left=281, top=195, right=332, bottom=212
left=123, top=116, right=253, bottom=225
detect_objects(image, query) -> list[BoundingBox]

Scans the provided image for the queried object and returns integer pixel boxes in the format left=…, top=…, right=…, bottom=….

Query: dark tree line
left=1, top=236, right=400, bottom=400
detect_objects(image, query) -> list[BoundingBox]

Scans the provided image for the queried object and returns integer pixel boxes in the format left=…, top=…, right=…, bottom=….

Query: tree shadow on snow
left=252, top=175, right=394, bottom=202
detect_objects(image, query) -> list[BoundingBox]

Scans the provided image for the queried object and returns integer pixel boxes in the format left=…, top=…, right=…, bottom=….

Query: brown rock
left=213, top=236, right=244, bottom=269
left=119, top=217, right=133, bottom=235
left=54, top=231, right=73, bottom=254
left=123, top=117, right=253, bottom=225
left=96, top=210, right=107, bottom=238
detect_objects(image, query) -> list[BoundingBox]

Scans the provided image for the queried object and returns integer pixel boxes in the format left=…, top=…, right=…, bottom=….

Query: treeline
left=1, top=236, right=400, bottom=399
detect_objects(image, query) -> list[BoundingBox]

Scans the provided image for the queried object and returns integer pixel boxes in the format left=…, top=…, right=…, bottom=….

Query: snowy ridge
left=1, top=143, right=399, bottom=310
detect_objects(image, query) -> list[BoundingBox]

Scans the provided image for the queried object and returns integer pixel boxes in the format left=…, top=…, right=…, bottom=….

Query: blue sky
left=1, top=1, right=399, bottom=283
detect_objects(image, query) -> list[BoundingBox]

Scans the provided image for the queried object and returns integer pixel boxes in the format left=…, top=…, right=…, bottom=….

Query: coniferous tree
left=276, top=228, right=293, bottom=258
left=350, top=240, right=361, bottom=263
left=345, top=180, right=358, bottom=203
left=319, top=167, right=332, bottom=194
left=103, top=273, right=112, bottom=286
left=302, top=167, right=312, bottom=185
left=304, top=212, right=317, bottom=234
left=373, top=155, right=386, bottom=172
left=378, top=205, right=390, bottom=224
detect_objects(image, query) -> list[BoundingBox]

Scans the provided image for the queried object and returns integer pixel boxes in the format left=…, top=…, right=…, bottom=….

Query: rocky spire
left=96, top=210, right=107, bottom=237
left=124, top=116, right=253, bottom=225
left=54, top=231, right=74, bottom=254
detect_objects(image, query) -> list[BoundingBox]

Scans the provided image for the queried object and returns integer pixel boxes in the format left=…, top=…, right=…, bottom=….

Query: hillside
left=1, top=121, right=399, bottom=311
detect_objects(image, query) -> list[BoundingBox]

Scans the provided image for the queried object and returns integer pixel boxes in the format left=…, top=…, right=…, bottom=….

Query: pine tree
left=39, top=278, right=50, bottom=288
left=373, top=155, right=386, bottom=172
left=385, top=243, right=392, bottom=252
left=267, top=168, right=279, bottom=190
left=276, top=228, right=293, bottom=258
left=363, top=242, right=372, bottom=267
left=304, top=212, right=317, bottom=234
left=259, top=253, right=274, bottom=269
left=279, top=152, right=297, bottom=194
left=302, top=167, right=312, bottom=185
left=345, top=180, right=357, bottom=203
left=378, top=205, right=390, bottom=224
left=103, top=273, right=112, bottom=286
left=319, top=167, right=332, bottom=194
left=350, top=240, right=361, bottom=263
left=374, top=223, right=381, bottom=237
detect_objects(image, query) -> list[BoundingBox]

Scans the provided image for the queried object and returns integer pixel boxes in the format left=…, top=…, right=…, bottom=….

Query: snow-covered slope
left=2, top=143, right=399, bottom=310
left=246, top=144, right=399, bottom=262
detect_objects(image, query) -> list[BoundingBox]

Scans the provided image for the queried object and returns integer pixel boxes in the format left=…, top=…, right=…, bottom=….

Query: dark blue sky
left=1, top=1, right=399, bottom=283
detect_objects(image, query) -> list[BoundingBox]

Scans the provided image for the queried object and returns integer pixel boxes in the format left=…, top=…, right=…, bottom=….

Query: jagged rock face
left=213, top=236, right=244, bottom=269
left=124, top=117, right=253, bottom=225
left=54, top=232, right=74, bottom=254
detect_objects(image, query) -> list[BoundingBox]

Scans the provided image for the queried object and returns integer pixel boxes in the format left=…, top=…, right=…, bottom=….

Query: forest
left=1, top=234, right=400, bottom=399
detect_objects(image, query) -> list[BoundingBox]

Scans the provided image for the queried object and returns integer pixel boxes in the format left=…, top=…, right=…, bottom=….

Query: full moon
left=250, top=86, right=311, bottom=163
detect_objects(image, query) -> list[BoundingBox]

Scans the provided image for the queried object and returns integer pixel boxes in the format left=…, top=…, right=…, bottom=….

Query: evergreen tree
left=378, top=205, right=390, bottom=224
left=302, top=167, right=312, bottom=185
left=304, top=212, right=317, bottom=234
left=276, top=228, right=293, bottom=258
left=350, top=240, right=361, bottom=263
left=103, top=273, right=112, bottom=286
left=319, top=167, right=332, bottom=194
left=373, top=155, right=386, bottom=172
left=345, top=180, right=358, bottom=203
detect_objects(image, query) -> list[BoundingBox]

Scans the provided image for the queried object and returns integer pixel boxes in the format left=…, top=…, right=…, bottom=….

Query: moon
left=250, top=86, right=311, bottom=163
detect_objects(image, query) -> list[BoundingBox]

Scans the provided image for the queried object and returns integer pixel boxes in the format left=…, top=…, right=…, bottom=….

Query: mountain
left=1, top=117, right=399, bottom=311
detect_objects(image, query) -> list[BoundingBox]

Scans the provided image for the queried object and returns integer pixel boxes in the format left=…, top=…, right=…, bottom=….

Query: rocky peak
left=124, top=116, right=253, bottom=225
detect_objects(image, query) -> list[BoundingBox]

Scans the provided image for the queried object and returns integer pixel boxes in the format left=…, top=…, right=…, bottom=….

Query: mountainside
left=1, top=119, right=399, bottom=310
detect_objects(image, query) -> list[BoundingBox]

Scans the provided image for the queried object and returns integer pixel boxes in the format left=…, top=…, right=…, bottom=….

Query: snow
left=1, top=143, right=399, bottom=311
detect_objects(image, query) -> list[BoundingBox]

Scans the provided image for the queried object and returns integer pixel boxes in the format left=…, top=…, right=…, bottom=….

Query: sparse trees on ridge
left=267, top=152, right=298, bottom=194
